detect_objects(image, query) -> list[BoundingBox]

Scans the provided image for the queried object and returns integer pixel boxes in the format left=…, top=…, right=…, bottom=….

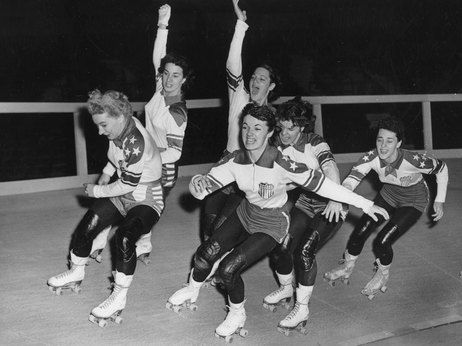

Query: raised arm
left=153, top=4, right=171, bottom=76
left=226, top=0, right=249, bottom=91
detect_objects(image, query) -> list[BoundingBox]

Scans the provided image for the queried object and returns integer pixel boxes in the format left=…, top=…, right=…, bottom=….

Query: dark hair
left=255, top=62, right=282, bottom=102
left=276, top=96, right=315, bottom=133
left=159, top=53, right=194, bottom=93
left=87, top=89, right=133, bottom=119
left=240, top=103, right=277, bottom=145
left=377, top=116, right=405, bottom=142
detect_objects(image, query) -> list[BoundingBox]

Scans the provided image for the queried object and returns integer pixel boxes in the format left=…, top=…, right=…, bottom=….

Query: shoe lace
left=285, top=302, right=302, bottom=321
left=99, top=285, right=121, bottom=309
left=55, top=267, right=74, bottom=280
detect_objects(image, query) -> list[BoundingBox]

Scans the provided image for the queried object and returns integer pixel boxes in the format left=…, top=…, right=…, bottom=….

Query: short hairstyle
left=87, top=89, right=133, bottom=119
left=255, top=62, right=282, bottom=102
left=240, top=103, right=277, bottom=131
left=276, top=96, right=315, bottom=133
left=377, top=116, right=405, bottom=142
left=159, top=53, right=194, bottom=93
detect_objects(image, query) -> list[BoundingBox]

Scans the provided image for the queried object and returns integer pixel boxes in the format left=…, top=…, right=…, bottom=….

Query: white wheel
left=114, top=316, right=123, bottom=324
left=239, top=328, right=248, bottom=337
left=225, top=335, right=233, bottom=343
left=98, top=319, right=107, bottom=328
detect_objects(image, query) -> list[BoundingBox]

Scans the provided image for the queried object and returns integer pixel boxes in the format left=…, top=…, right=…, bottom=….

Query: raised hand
left=232, top=0, right=247, bottom=22
left=158, top=4, right=171, bottom=27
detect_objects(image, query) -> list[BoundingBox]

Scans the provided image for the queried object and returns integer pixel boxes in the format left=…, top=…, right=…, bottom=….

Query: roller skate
left=89, top=226, right=111, bottom=264
left=361, top=258, right=389, bottom=300
left=323, top=250, right=358, bottom=286
left=89, top=271, right=132, bottom=327
left=136, top=231, right=152, bottom=265
left=47, top=252, right=87, bottom=295
left=277, top=285, right=312, bottom=336
left=215, top=299, right=248, bottom=343
left=166, top=270, right=203, bottom=313
left=263, top=271, right=294, bottom=312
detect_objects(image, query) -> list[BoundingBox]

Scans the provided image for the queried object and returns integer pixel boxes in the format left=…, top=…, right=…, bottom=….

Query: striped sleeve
left=161, top=102, right=188, bottom=164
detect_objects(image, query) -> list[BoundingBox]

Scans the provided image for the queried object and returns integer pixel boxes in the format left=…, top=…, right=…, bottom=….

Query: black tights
left=192, top=210, right=277, bottom=304
left=270, top=207, right=343, bottom=286
left=72, top=199, right=159, bottom=275
left=347, top=194, right=422, bottom=265
left=202, top=186, right=243, bottom=241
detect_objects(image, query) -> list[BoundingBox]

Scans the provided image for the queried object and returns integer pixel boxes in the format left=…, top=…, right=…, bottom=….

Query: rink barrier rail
left=1, top=94, right=461, bottom=196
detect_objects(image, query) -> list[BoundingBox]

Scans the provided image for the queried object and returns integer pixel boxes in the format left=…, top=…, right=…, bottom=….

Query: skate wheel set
left=262, top=297, right=291, bottom=312
left=166, top=300, right=198, bottom=313
left=88, top=310, right=123, bottom=328
left=137, top=253, right=151, bottom=265
left=362, top=285, right=387, bottom=300
left=89, top=249, right=103, bottom=264
left=215, top=327, right=248, bottom=343
left=277, top=320, right=308, bottom=336
left=323, top=275, right=350, bottom=287
left=48, top=282, right=82, bottom=295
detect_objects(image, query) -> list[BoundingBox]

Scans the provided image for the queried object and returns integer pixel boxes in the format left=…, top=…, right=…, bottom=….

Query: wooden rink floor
left=1, top=159, right=462, bottom=346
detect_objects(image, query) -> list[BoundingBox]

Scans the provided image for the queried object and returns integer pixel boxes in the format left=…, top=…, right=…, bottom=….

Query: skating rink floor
left=1, top=159, right=462, bottom=346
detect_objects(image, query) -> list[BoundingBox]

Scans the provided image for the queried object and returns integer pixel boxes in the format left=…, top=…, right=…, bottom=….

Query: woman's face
left=278, top=119, right=304, bottom=146
left=92, top=112, right=125, bottom=140
left=241, top=114, right=273, bottom=152
left=249, top=67, right=275, bottom=105
left=162, top=62, right=185, bottom=96
left=376, top=128, right=401, bottom=163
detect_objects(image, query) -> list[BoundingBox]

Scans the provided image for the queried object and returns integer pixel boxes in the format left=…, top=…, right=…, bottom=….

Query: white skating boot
left=278, top=284, right=312, bottom=336
left=361, top=259, right=390, bottom=300
left=323, top=250, right=358, bottom=286
left=262, top=271, right=294, bottom=312
left=136, top=231, right=152, bottom=265
left=166, top=270, right=203, bottom=313
left=215, top=299, right=248, bottom=343
left=89, top=271, right=133, bottom=327
left=47, top=251, right=88, bottom=295
left=89, top=226, right=111, bottom=263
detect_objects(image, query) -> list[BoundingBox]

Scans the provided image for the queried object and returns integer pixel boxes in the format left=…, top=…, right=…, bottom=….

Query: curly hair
left=87, top=89, right=133, bottom=119
left=276, top=96, right=315, bottom=133
left=254, top=62, right=282, bottom=102
left=240, top=103, right=277, bottom=146
left=158, top=53, right=194, bottom=93
left=377, top=116, right=405, bottom=142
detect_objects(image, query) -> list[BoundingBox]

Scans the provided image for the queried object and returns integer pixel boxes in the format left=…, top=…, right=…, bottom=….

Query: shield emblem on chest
left=258, top=182, right=274, bottom=199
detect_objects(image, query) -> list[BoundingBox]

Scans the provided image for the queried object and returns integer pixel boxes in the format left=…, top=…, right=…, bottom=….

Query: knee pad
left=218, top=249, right=247, bottom=290
left=373, top=223, right=398, bottom=257
left=116, top=218, right=144, bottom=261
left=73, top=210, right=100, bottom=244
left=296, top=231, right=319, bottom=271
left=195, top=240, right=221, bottom=272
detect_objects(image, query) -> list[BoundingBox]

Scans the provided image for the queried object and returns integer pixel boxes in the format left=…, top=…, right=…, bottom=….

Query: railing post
left=73, top=110, right=88, bottom=176
left=312, top=103, right=323, bottom=137
left=421, top=101, right=433, bottom=150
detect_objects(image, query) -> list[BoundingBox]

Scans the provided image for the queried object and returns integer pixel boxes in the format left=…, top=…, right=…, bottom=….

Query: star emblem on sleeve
left=413, top=154, right=419, bottom=161
left=290, top=162, right=298, bottom=171
left=419, top=161, right=425, bottom=168
left=132, top=147, right=141, bottom=156
left=129, top=136, right=136, bottom=144
left=362, top=155, right=370, bottom=162
left=124, top=148, right=131, bottom=156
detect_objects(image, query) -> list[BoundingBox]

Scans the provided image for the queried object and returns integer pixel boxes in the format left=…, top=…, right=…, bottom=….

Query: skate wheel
left=189, top=304, right=198, bottom=312
left=114, top=316, right=123, bottom=324
left=73, top=286, right=81, bottom=294
left=367, top=294, right=374, bottom=300
left=56, top=288, right=62, bottom=295
left=225, top=335, right=233, bottom=343
left=89, top=315, right=97, bottom=324
left=48, top=286, right=54, bottom=293
left=98, top=319, right=107, bottom=328
left=381, top=286, right=387, bottom=293
left=329, top=281, right=336, bottom=287
left=95, top=255, right=102, bottom=263
left=239, top=328, right=248, bottom=337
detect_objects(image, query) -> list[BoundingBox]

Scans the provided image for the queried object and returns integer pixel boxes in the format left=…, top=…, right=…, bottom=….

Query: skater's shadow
left=178, top=192, right=201, bottom=213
